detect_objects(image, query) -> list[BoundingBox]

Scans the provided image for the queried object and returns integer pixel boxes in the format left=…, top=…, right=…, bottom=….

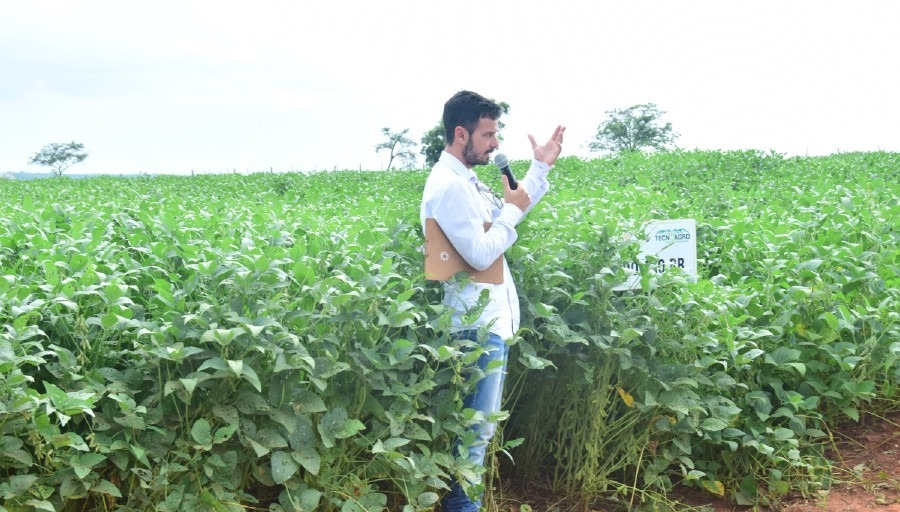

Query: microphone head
left=493, top=153, right=509, bottom=169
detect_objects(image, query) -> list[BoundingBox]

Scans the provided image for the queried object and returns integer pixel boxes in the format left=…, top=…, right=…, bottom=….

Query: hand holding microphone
left=494, top=153, right=530, bottom=211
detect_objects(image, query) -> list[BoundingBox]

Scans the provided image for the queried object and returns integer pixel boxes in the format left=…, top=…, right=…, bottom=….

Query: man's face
left=461, top=117, right=500, bottom=167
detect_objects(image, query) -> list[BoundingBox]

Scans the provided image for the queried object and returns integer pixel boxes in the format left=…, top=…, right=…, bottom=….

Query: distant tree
left=28, top=142, right=89, bottom=176
left=420, top=100, right=511, bottom=168
left=589, top=103, right=678, bottom=154
left=420, top=122, right=445, bottom=168
left=495, top=100, right=510, bottom=136
left=376, top=128, right=418, bottom=170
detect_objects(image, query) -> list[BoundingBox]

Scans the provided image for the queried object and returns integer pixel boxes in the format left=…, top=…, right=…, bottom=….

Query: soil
left=493, top=410, right=900, bottom=512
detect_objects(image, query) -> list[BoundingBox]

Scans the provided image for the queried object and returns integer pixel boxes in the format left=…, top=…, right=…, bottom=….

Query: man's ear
left=454, top=126, right=468, bottom=146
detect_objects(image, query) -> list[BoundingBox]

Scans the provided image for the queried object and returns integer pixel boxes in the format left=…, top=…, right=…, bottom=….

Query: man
left=420, top=90, right=564, bottom=512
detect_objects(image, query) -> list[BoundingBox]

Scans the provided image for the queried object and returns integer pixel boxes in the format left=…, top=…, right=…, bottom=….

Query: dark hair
left=442, top=90, right=502, bottom=143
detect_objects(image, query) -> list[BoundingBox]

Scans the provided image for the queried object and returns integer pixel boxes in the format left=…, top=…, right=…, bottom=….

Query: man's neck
left=444, top=146, right=471, bottom=169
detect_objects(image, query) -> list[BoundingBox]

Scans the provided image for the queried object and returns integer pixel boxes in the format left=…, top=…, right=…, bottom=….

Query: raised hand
left=529, top=125, right=566, bottom=166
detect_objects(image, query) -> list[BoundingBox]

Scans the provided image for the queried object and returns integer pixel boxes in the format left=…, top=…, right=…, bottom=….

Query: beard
left=462, top=138, right=492, bottom=167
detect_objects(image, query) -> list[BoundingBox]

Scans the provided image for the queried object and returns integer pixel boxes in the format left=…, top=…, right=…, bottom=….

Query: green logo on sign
left=653, top=228, right=691, bottom=243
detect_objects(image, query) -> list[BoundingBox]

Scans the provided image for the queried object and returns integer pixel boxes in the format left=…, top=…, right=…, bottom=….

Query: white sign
left=615, top=218, right=697, bottom=290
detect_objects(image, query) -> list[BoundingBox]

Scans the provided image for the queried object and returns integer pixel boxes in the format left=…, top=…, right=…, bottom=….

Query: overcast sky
left=1, top=1, right=898, bottom=175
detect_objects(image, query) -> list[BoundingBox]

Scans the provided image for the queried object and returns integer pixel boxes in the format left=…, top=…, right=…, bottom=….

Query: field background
left=1, top=150, right=897, bottom=511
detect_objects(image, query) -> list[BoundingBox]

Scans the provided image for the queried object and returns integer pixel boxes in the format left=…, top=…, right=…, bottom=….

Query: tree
left=376, top=128, right=418, bottom=170
left=420, top=100, right=511, bottom=168
left=28, top=142, right=89, bottom=176
left=420, top=122, right=445, bottom=168
left=589, top=103, right=678, bottom=154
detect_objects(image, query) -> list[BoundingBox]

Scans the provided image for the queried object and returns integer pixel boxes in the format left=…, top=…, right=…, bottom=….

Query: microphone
left=493, top=153, right=517, bottom=190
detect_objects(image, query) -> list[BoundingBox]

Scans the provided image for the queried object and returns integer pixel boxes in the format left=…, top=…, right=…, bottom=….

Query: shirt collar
left=438, top=151, right=477, bottom=184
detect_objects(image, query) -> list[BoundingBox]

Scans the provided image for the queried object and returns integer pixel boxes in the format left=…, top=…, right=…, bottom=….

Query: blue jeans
left=441, top=330, right=509, bottom=512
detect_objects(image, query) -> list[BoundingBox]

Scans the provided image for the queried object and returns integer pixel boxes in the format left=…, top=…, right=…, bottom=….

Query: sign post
left=615, top=218, right=697, bottom=291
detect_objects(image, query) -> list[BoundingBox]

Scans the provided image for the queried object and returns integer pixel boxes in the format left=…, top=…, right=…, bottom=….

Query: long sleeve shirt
left=420, top=151, right=551, bottom=340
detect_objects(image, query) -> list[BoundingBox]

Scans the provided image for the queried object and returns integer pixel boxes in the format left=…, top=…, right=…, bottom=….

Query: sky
left=1, top=1, right=898, bottom=175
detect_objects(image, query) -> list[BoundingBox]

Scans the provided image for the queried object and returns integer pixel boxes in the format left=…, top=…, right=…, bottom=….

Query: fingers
left=549, top=125, right=565, bottom=144
left=500, top=174, right=510, bottom=190
left=529, top=126, right=565, bottom=147
left=528, top=125, right=566, bottom=166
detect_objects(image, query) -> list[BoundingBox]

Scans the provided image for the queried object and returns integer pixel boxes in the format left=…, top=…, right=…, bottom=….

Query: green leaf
left=114, top=413, right=146, bottom=430
left=226, top=359, right=243, bottom=378
left=820, top=311, right=839, bottom=331
left=437, top=345, right=457, bottom=362
left=51, top=432, right=89, bottom=451
left=7, top=475, right=38, bottom=497
left=44, top=382, right=96, bottom=419
left=699, top=418, right=729, bottom=432
left=841, top=406, right=860, bottom=422
left=765, top=346, right=801, bottom=365
left=254, top=428, right=288, bottom=449
left=418, top=492, right=439, bottom=507
left=534, top=302, right=555, bottom=317
left=214, top=424, right=238, bottom=444
left=236, top=391, right=272, bottom=415
left=723, top=427, right=746, bottom=438
left=180, top=378, right=198, bottom=397
left=734, top=491, right=756, bottom=506
left=240, top=363, right=262, bottom=392
left=197, top=357, right=228, bottom=373
left=286, top=415, right=317, bottom=450
left=281, top=485, right=323, bottom=511
left=672, top=436, right=691, bottom=454
left=685, top=469, right=705, bottom=480
left=271, top=450, right=299, bottom=484
left=249, top=439, right=269, bottom=458
left=620, top=327, right=643, bottom=343
left=24, top=500, right=56, bottom=512
left=318, top=408, right=366, bottom=448
left=404, top=421, right=431, bottom=441
left=796, top=259, right=824, bottom=272
left=191, top=418, right=213, bottom=446
left=91, top=479, right=123, bottom=498
left=341, top=492, right=387, bottom=512
left=504, top=437, right=525, bottom=449
left=384, top=437, right=410, bottom=451
left=200, top=328, right=240, bottom=346
left=293, top=388, right=327, bottom=414
left=842, top=380, right=876, bottom=397
left=292, top=445, right=321, bottom=475
left=519, top=353, right=555, bottom=370
left=71, top=453, right=106, bottom=480
left=785, top=362, right=807, bottom=376
left=770, top=479, right=790, bottom=495
left=743, top=348, right=765, bottom=361
left=774, top=428, right=795, bottom=441
left=212, top=405, right=240, bottom=425
left=658, top=389, right=702, bottom=416
left=787, top=286, right=811, bottom=300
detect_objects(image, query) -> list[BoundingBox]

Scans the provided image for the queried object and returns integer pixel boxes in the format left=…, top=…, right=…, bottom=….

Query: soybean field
left=0, top=150, right=897, bottom=511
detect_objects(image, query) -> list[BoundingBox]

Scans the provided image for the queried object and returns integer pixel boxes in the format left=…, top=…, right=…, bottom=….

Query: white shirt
left=420, top=151, right=551, bottom=340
